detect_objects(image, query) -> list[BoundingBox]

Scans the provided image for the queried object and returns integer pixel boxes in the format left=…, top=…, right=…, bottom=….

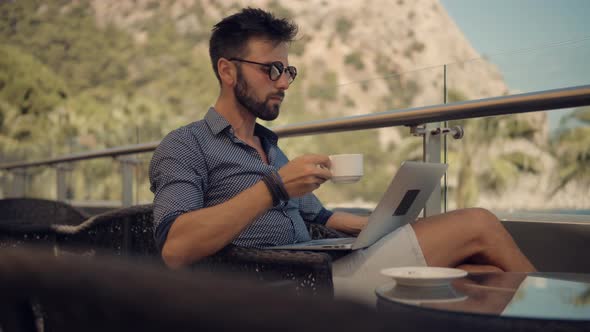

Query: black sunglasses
left=229, top=58, right=297, bottom=84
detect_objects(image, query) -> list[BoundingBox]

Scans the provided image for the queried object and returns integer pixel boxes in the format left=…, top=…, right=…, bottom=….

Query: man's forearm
left=162, top=181, right=273, bottom=268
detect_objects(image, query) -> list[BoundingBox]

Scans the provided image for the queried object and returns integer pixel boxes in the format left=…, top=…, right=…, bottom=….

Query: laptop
left=265, top=161, right=448, bottom=251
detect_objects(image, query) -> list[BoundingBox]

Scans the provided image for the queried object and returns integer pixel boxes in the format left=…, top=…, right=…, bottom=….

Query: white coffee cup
left=329, top=154, right=363, bottom=184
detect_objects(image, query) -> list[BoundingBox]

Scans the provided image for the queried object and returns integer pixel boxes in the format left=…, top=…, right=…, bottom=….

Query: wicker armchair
left=55, top=204, right=158, bottom=262
left=0, top=198, right=88, bottom=249
left=195, top=223, right=347, bottom=297
left=54, top=204, right=346, bottom=297
left=0, top=248, right=381, bottom=332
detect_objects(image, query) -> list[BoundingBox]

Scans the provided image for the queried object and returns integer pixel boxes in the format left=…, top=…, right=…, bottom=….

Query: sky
left=439, top=0, right=590, bottom=131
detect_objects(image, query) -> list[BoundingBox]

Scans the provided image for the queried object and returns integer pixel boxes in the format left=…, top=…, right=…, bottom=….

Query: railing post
left=56, top=163, right=71, bottom=202
left=423, top=123, right=443, bottom=217
left=0, top=171, right=6, bottom=199
left=119, top=156, right=137, bottom=207
left=118, top=156, right=139, bottom=257
left=11, top=168, right=27, bottom=198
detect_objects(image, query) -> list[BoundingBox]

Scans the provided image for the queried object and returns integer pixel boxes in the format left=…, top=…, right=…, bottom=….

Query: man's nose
left=275, top=72, right=290, bottom=90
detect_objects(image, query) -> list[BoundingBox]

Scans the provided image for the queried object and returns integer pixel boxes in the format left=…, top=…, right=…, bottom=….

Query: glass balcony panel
left=445, top=41, right=590, bottom=216
left=263, top=65, right=445, bottom=125
left=26, top=167, right=57, bottom=200
left=445, top=39, right=590, bottom=100
left=445, top=109, right=590, bottom=216
left=63, top=159, right=122, bottom=209
left=280, top=128, right=413, bottom=210
left=275, top=67, right=445, bottom=209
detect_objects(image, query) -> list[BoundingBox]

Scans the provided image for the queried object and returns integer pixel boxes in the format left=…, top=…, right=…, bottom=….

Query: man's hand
left=326, top=212, right=368, bottom=236
left=278, top=154, right=332, bottom=198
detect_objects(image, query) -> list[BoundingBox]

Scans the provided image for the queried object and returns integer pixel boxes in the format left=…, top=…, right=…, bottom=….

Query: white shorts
left=332, top=224, right=427, bottom=306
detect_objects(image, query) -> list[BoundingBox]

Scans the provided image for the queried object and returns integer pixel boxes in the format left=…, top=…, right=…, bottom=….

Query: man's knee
left=454, top=207, right=501, bottom=228
left=458, top=207, right=496, bottom=220
left=416, top=207, right=504, bottom=245
left=450, top=208, right=507, bottom=243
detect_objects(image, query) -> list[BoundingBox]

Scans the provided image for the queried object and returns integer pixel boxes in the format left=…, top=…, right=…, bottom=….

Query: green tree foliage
left=344, top=51, right=365, bottom=70
left=505, top=118, right=536, bottom=139
left=550, top=106, right=590, bottom=195
left=481, top=151, right=541, bottom=193
left=448, top=116, right=545, bottom=208
left=403, top=41, right=425, bottom=59
left=551, top=126, right=590, bottom=194
left=0, top=44, right=68, bottom=159
left=267, top=0, right=294, bottom=19
left=280, top=129, right=398, bottom=203
left=374, top=53, right=421, bottom=110
left=446, top=90, right=544, bottom=207
left=308, top=71, right=339, bottom=101
left=335, top=16, right=353, bottom=41
left=290, top=34, right=311, bottom=57
left=0, top=45, right=67, bottom=116
left=1, top=2, right=133, bottom=94
left=574, top=108, right=590, bottom=123
left=0, top=1, right=577, bottom=210
left=565, top=106, right=590, bottom=124
left=447, top=89, right=467, bottom=103
left=0, top=1, right=220, bottom=200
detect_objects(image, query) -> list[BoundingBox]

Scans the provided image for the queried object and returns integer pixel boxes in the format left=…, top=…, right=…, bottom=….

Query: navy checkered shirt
left=149, top=108, right=333, bottom=251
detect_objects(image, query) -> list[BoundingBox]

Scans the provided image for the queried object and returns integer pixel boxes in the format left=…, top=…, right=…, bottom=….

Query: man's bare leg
left=412, top=208, right=536, bottom=272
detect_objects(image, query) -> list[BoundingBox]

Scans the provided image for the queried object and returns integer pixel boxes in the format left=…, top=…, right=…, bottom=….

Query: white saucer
left=331, top=175, right=362, bottom=184
left=380, top=267, right=468, bottom=287
left=376, top=283, right=468, bottom=304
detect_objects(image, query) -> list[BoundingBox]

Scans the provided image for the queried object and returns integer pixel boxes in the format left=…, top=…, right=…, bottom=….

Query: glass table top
left=375, top=272, right=590, bottom=321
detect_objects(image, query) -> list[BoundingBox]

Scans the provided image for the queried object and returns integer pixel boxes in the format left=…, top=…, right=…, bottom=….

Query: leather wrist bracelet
left=261, top=174, right=282, bottom=207
left=261, top=171, right=290, bottom=207
left=269, top=170, right=290, bottom=202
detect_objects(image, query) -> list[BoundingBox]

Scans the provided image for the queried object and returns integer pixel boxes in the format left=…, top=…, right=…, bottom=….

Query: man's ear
left=218, top=58, right=236, bottom=87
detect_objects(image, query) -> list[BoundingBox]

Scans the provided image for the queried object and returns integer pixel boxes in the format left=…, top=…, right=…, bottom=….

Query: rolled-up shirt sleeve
left=297, top=193, right=333, bottom=225
left=149, top=129, right=208, bottom=251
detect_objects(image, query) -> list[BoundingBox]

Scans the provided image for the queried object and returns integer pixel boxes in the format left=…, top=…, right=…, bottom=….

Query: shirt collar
left=204, top=107, right=231, bottom=135
left=204, top=107, right=279, bottom=145
left=254, top=122, right=279, bottom=146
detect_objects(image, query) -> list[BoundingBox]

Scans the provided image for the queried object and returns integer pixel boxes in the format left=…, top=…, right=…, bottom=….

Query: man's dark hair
left=209, top=8, right=298, bottom=83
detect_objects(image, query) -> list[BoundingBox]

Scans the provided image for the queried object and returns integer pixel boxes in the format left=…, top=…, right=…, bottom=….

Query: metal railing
left=1, top=84, right=590, bottom=211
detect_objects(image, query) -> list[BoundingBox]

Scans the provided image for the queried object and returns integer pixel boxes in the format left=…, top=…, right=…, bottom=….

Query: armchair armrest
left=195, top=245, right=334, bottom=297
left=191, top=222, right=351, bottom=297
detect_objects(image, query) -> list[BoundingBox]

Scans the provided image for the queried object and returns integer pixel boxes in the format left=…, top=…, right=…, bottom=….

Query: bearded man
left=149, top=8, right=534, bottom=304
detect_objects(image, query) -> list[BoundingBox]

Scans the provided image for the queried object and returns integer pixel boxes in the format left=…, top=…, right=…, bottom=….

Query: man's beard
left=234, top=69, right=283, bottom=121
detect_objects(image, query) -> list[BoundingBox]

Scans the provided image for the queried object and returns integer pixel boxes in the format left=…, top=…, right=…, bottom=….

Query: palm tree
left=446, top=90, right=545, bottom=208
left=550, top=106, right=590, bottom=195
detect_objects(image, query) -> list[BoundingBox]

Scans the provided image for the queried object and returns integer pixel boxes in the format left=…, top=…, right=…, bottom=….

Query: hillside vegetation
left=0, top=0, right=587, bottom=209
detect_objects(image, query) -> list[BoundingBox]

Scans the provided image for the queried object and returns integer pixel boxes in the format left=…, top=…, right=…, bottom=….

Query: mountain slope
left=3, top=0, right=578, bottom=210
